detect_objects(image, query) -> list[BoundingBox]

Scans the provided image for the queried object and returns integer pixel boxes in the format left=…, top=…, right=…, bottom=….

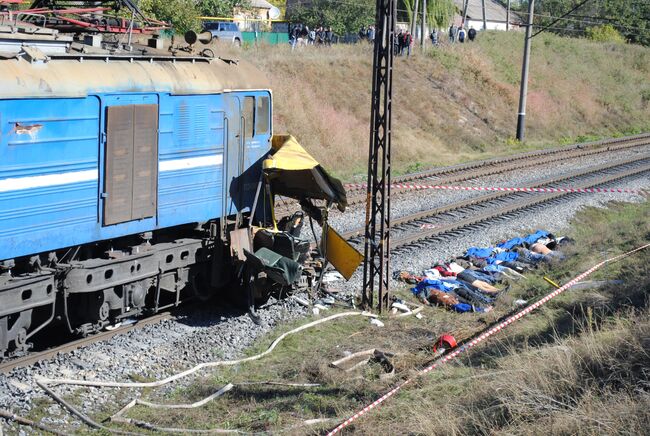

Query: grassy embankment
left=237, top=32, right=650, bottom=178
left=108, top=198, right=649, bottom=434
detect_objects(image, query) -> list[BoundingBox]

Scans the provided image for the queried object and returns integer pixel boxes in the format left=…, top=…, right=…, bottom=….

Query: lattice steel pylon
left=362, top=0, right=396, bottom=313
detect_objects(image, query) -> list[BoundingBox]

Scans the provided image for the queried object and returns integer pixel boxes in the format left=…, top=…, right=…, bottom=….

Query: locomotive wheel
left=14, top=328, right=27, bottom=349
left=191, top=271, right=221, bottom=302
left=98, top=302, right=110, bottom=321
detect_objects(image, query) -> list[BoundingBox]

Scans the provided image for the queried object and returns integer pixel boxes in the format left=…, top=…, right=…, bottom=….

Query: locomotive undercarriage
left=0, top=225, right=228, bottom=357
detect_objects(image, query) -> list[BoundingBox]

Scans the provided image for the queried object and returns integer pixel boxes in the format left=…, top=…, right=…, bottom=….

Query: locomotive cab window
left=243, top=96, right=255, bottom=138
left=256, top=96, right=270, bottom=135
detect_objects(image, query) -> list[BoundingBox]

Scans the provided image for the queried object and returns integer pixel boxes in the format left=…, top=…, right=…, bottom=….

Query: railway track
left=341, top=154, right=650, bottom=243
left=0, top=312, right=174, bottom=374
left=355, top=156, right=650, bottom=252
left=275, top=133, right=650, bottom=216
left=346, top=133, right=650, bottom=204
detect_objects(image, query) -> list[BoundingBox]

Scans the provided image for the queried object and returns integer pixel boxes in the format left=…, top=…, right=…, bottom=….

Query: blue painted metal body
left=0, top=90, right=272, bottom=261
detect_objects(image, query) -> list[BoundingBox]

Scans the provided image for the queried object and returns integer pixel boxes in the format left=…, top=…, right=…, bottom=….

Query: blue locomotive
left=0, top=25, right=280, bottom=355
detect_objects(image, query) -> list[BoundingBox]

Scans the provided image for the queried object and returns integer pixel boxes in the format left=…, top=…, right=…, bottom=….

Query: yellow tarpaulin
left=265, top=135, right=319, bottom=171
left=263, top=135, right=347, bottom=211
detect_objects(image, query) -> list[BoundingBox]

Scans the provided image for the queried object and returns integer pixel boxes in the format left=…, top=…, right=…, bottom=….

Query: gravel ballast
left=1, top=145, right=648, bottom=434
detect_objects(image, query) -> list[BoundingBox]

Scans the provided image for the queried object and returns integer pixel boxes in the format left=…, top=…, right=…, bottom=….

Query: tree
left=137, top=0, right=254, bottom=33
left=402, top=0, right=455, bottom=30
left=138, top=0, right=200, bottom=33
left=585, top=24, right=625, bottom=43
left=286, top=0, right=375, bottom=36
left=517, top=0, right=650, bottom=46
left=200, top=0, right=251, bottom=18
left=426, top=0, right=455, bottom=29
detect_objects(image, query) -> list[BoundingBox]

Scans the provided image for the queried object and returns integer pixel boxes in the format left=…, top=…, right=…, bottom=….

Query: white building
left=453, top=0, right=523, bottom=31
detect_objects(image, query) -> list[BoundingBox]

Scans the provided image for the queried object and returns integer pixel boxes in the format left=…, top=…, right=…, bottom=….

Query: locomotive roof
left=0, top=25, right=270, bottom=98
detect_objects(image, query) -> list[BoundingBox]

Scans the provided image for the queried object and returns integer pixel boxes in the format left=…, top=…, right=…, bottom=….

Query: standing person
left=429, top=28, right=438, bottom=46
left=359, top=25, right=367, bottom=41
left=367, top=25, right=375, bottom=43
left=468, top=26, right=477, bottom=41
left=325, top=26, right=333, bottom=45
left=290, top=24, right=298, bottom=50
left=448, top=23, right=457, bottom=43
left=458, top=27, right=466, bottom=43
left=396, top=29, right=404, bottom=55
left=299, top=24, right=308, bottom=46
left=316, top=26, right=324, bottom=45
left=308, top=27, right=316, bottom=45
left=404, top=31, right=412, bottom=57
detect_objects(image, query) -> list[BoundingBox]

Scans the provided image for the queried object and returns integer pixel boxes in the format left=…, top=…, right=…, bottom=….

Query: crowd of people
left=288, top=22, right=479, bottom=52
left=358, top=25, right=376, bottom=42
left=395, top=30, right=414, bottom=56
left=441, top=24, right=478, bottom=44
left=289, top=24, right=334, bottom=48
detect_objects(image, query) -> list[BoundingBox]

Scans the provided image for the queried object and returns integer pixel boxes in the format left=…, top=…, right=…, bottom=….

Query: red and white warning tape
left=345, top=183, right=646, bottom=195
left=327, top=242, right=650, bottom=435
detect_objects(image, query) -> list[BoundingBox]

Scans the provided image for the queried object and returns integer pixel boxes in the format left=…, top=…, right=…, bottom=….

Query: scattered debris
left=331, top=349, right=396, bottom=379
left=322, top=271, right=345, bottom=283
left=513, top=299, right=528, bottom=307
left=291, top=296, right=310, bottom=307
left=369, top=318, right=385, bottom=328
left=391, top=302, right=411, bottom=313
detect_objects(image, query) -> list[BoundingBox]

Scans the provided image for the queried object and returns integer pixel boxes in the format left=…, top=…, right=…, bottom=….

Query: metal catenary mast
left=362, top=0, right=396, bottom=312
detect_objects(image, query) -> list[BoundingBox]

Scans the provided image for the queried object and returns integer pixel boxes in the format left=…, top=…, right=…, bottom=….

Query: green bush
left=585, top=25, right=626, bottom=44
left=139, top=0, right=201, bottom=33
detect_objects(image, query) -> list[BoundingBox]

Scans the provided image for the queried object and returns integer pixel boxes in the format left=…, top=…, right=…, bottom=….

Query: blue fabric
left=413, top=279, right=460, bottom=294
left=452, top=303, right=473, bottom=313
left=452, top=303, right=486, bottom=313
left=414, top=279, right=493, bottom=304
left=523, top=230, right=550, bottom=246
left=465, top=247, right=494, bottom=259
left=497, top=237, right=526, bottom=250
left=492, top=251, right=519, bottom=262
left=483, top=264, right=505, bottom=272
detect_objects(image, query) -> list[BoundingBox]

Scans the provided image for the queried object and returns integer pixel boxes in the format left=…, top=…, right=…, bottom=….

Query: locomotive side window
left=256, top=96, right=270, bottom=135
left=243, top=96, right=255, bottom=138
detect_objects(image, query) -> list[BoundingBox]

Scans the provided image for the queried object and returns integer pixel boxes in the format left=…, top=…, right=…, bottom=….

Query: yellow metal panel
left=326, top=227, right=364, bottom=281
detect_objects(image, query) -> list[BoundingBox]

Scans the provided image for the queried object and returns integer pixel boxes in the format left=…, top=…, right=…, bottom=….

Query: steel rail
left=391, top=160, right=650, bottom=250
left=275, top=133, right=650, bottom=216
left=0, top=312, right=174, bottom=374
left=340, top=155, right=650, bottom=241
left=343, top=134, right=650, bottom=205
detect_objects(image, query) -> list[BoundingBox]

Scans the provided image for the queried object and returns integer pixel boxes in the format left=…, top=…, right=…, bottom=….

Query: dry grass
left=110, top=199, right=650, bottom=435
left=222, top=33, right=650, bottom=178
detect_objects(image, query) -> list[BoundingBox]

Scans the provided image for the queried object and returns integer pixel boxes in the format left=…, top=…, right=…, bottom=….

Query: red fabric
left=433, top=265, right=456, bottom=277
